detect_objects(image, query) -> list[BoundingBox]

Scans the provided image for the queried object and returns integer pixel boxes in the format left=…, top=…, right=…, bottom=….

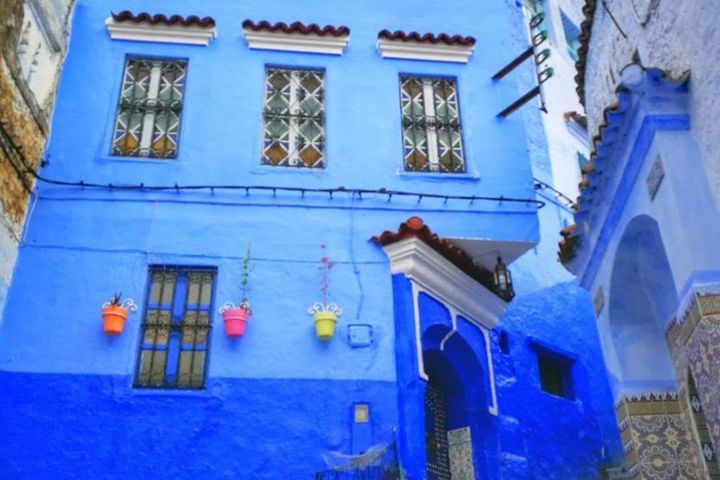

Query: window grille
left=135, top=266, right=216, bottom=389
left=399, top=76, right=465, bottom=173
left=262, top=67, right=325, bottom=168
left=112, top=57, right=187, bottom=159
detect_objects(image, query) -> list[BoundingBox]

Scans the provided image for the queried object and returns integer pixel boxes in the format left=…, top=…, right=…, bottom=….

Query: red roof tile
left=242, top=20, right=350, bottom=36
left=371, top=216, right=494, bottom=288
left=558, top=224, right=578, bottom=265
left=111, top=11, right=216, bottom=28
left=378, top=30, right=476, bottom=46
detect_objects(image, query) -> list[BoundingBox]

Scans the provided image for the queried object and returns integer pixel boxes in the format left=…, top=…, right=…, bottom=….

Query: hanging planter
left=220, top=243, right=254, bottom=338
left=308, top=244, right=343, bottom=341
left=102, top=294, right=137, bottom=336
left=308, top=303, right=343, bottom=340
left=220, top=302, right=251, bottom=338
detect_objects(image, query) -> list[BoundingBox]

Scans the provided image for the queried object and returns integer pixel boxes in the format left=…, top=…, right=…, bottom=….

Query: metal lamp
left=493, top=256, right=515, bottom=301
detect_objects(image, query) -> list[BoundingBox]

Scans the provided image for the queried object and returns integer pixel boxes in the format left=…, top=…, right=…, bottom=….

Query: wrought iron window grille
left=262, top=67, right=326, bottom=168
left=0, top=118, right=546, bottom=210
left=111, top=57, right=187, bottom=159
left=399, top=75, right=465, bottom=174
left=134, top=266, right=216, bottom=390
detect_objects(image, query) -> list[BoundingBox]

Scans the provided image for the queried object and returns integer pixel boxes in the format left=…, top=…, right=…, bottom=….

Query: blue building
left=0, top=1, right=619, bottom=478
left=559, top=0, right=720, bottom=476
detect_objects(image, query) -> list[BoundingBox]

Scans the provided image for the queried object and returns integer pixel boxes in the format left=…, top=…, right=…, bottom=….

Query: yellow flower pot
left=314, top=311, right=337, bottom=340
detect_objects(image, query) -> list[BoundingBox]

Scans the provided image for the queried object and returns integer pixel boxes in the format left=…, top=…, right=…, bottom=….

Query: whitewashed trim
left=481, top=327, right=499, bottom=416
left=243, top=30, right=349, bottom=55
left=377, top=39, right=474, bottom=63
left=383, top=237, right=506, bottom=329
left=105, top=18, right=217, bottom=46
left=410, top=281, right=430, bottom=382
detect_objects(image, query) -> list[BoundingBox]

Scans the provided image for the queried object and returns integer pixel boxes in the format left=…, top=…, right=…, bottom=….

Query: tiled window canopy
left=376, top=30, right=476, bottom=63
left=105, top=11, right=217, bottom=46
left=242, top=20, right=350, bottom=55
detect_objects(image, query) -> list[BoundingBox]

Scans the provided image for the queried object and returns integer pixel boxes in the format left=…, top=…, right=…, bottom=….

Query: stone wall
left=0, top=0, right=72, bottom=316
left=582, top=0, right=720, bottom=208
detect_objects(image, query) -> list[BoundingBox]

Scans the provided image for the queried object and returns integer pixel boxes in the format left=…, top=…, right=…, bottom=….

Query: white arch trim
left=385, top=237, right=505, bottom=415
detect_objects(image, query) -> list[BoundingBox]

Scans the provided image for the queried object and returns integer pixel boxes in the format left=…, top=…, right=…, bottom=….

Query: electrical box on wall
left=347, top=324, right=373, bottom=348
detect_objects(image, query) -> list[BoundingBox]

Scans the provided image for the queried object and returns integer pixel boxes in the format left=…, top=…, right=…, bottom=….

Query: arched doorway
left=423, top=349, right=464, bottom=479
left=420, top=322, right=491, bottom=479
left=608, top=215, right=677, bottom=393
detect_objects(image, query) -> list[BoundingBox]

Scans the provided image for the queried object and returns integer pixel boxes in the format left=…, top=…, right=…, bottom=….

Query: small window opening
left=535, top=347, right=574, bottom=399
left=498, top=330, right=510, bottom=355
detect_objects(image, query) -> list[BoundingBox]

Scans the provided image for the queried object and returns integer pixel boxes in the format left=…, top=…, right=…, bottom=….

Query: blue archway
left=608, top=215, right=677, bottom=393
left=419, top=296, right=494, bottom=479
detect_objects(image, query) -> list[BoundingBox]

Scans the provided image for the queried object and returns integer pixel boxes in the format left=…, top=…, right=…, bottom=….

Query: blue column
left=391, top=274, right=427, bottom=479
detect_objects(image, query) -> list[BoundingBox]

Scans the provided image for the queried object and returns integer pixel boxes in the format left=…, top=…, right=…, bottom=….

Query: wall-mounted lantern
left=493, top=257, right=515, bottom=301
left=102, top=293, right=137, bottom=335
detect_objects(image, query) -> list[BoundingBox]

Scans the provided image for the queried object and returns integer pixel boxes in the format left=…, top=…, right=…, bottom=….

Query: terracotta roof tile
left=574, top=0, right=598, bottom=106
left=111, top=11, right=216, bottom=28
left=242, top=20, right=350, bottom=36
left=371, top=216, right=494, bottom=291
left=378, top=30, right=476, bottom=46
left=558, top=224, right=578, bottom=265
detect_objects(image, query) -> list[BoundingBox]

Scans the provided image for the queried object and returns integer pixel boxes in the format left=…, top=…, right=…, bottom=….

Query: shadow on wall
left=609, top=214, right=678, bottom=394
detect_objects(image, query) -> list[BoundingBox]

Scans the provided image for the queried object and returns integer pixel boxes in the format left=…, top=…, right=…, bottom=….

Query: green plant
left=109, top=293, right=122, bottom=306
left=319, top=243, right=334, bottom=307
left=239, top=243, right=253, bottom=312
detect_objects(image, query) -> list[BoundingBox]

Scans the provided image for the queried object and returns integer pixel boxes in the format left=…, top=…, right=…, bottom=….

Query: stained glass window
left=135, top=266, right=215, bottom=389
left=112, top=57, right=187, bottom=159
left=400, top=76, right=465, bottom=173
left=262, top=67, right=325, bottom=168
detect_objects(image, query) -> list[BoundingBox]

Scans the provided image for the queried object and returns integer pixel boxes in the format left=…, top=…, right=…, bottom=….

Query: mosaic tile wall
left=447, top=427, right=474, bottom=480
left=666, top=293, right=720, bottom=479
left=615, top=393, right=701, bottom=479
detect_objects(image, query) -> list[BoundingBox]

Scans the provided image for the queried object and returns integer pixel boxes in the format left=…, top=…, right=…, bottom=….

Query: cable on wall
left=0, top=120, right=546, bottom=210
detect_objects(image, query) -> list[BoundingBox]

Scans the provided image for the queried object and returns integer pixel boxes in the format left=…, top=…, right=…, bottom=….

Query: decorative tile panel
left=665, top=292, right=720, bottom=478
left=447, top=427, right=474, bottom=480
left=646, top=155, right=665, bottom=201
left=615, top=394, right=702, bottom=480
left=594, top=286, right=605, bottom=316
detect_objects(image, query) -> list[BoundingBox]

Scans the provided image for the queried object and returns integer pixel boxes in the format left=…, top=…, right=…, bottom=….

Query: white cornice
left=243, top=30, right=349, bottom=55
left=383, top=237, right=506, bottom=329
left=105, top=18, right=217, bottom=46
left=377, top=39, right=474, bottom=63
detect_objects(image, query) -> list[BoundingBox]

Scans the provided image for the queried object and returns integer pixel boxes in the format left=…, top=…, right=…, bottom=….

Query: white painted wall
left=584, top=0, right=720, bottom=208
left=522, top=0, right=589, bottom=203
left=0, top=211, right=22, bottom=321
left=16, top=0, right=72, bottom=111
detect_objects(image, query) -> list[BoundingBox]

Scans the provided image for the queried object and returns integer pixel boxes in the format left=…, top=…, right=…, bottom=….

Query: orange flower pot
left=102, top=305, right=128, bottom=336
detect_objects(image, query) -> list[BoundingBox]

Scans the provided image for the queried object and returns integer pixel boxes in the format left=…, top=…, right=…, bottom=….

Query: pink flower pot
left=222, top=308, right=250, bottom=338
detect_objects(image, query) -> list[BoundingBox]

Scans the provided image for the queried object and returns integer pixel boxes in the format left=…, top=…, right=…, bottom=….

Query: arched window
left=688, top=370, right=720, bottom=479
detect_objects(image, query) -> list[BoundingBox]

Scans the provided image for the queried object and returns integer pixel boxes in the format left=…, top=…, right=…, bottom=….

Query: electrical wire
left=0, top=121, right=546, bottom=209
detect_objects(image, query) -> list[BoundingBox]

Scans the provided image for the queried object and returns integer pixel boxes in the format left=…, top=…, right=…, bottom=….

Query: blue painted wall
left=0, top=0, right=620, bottom=477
